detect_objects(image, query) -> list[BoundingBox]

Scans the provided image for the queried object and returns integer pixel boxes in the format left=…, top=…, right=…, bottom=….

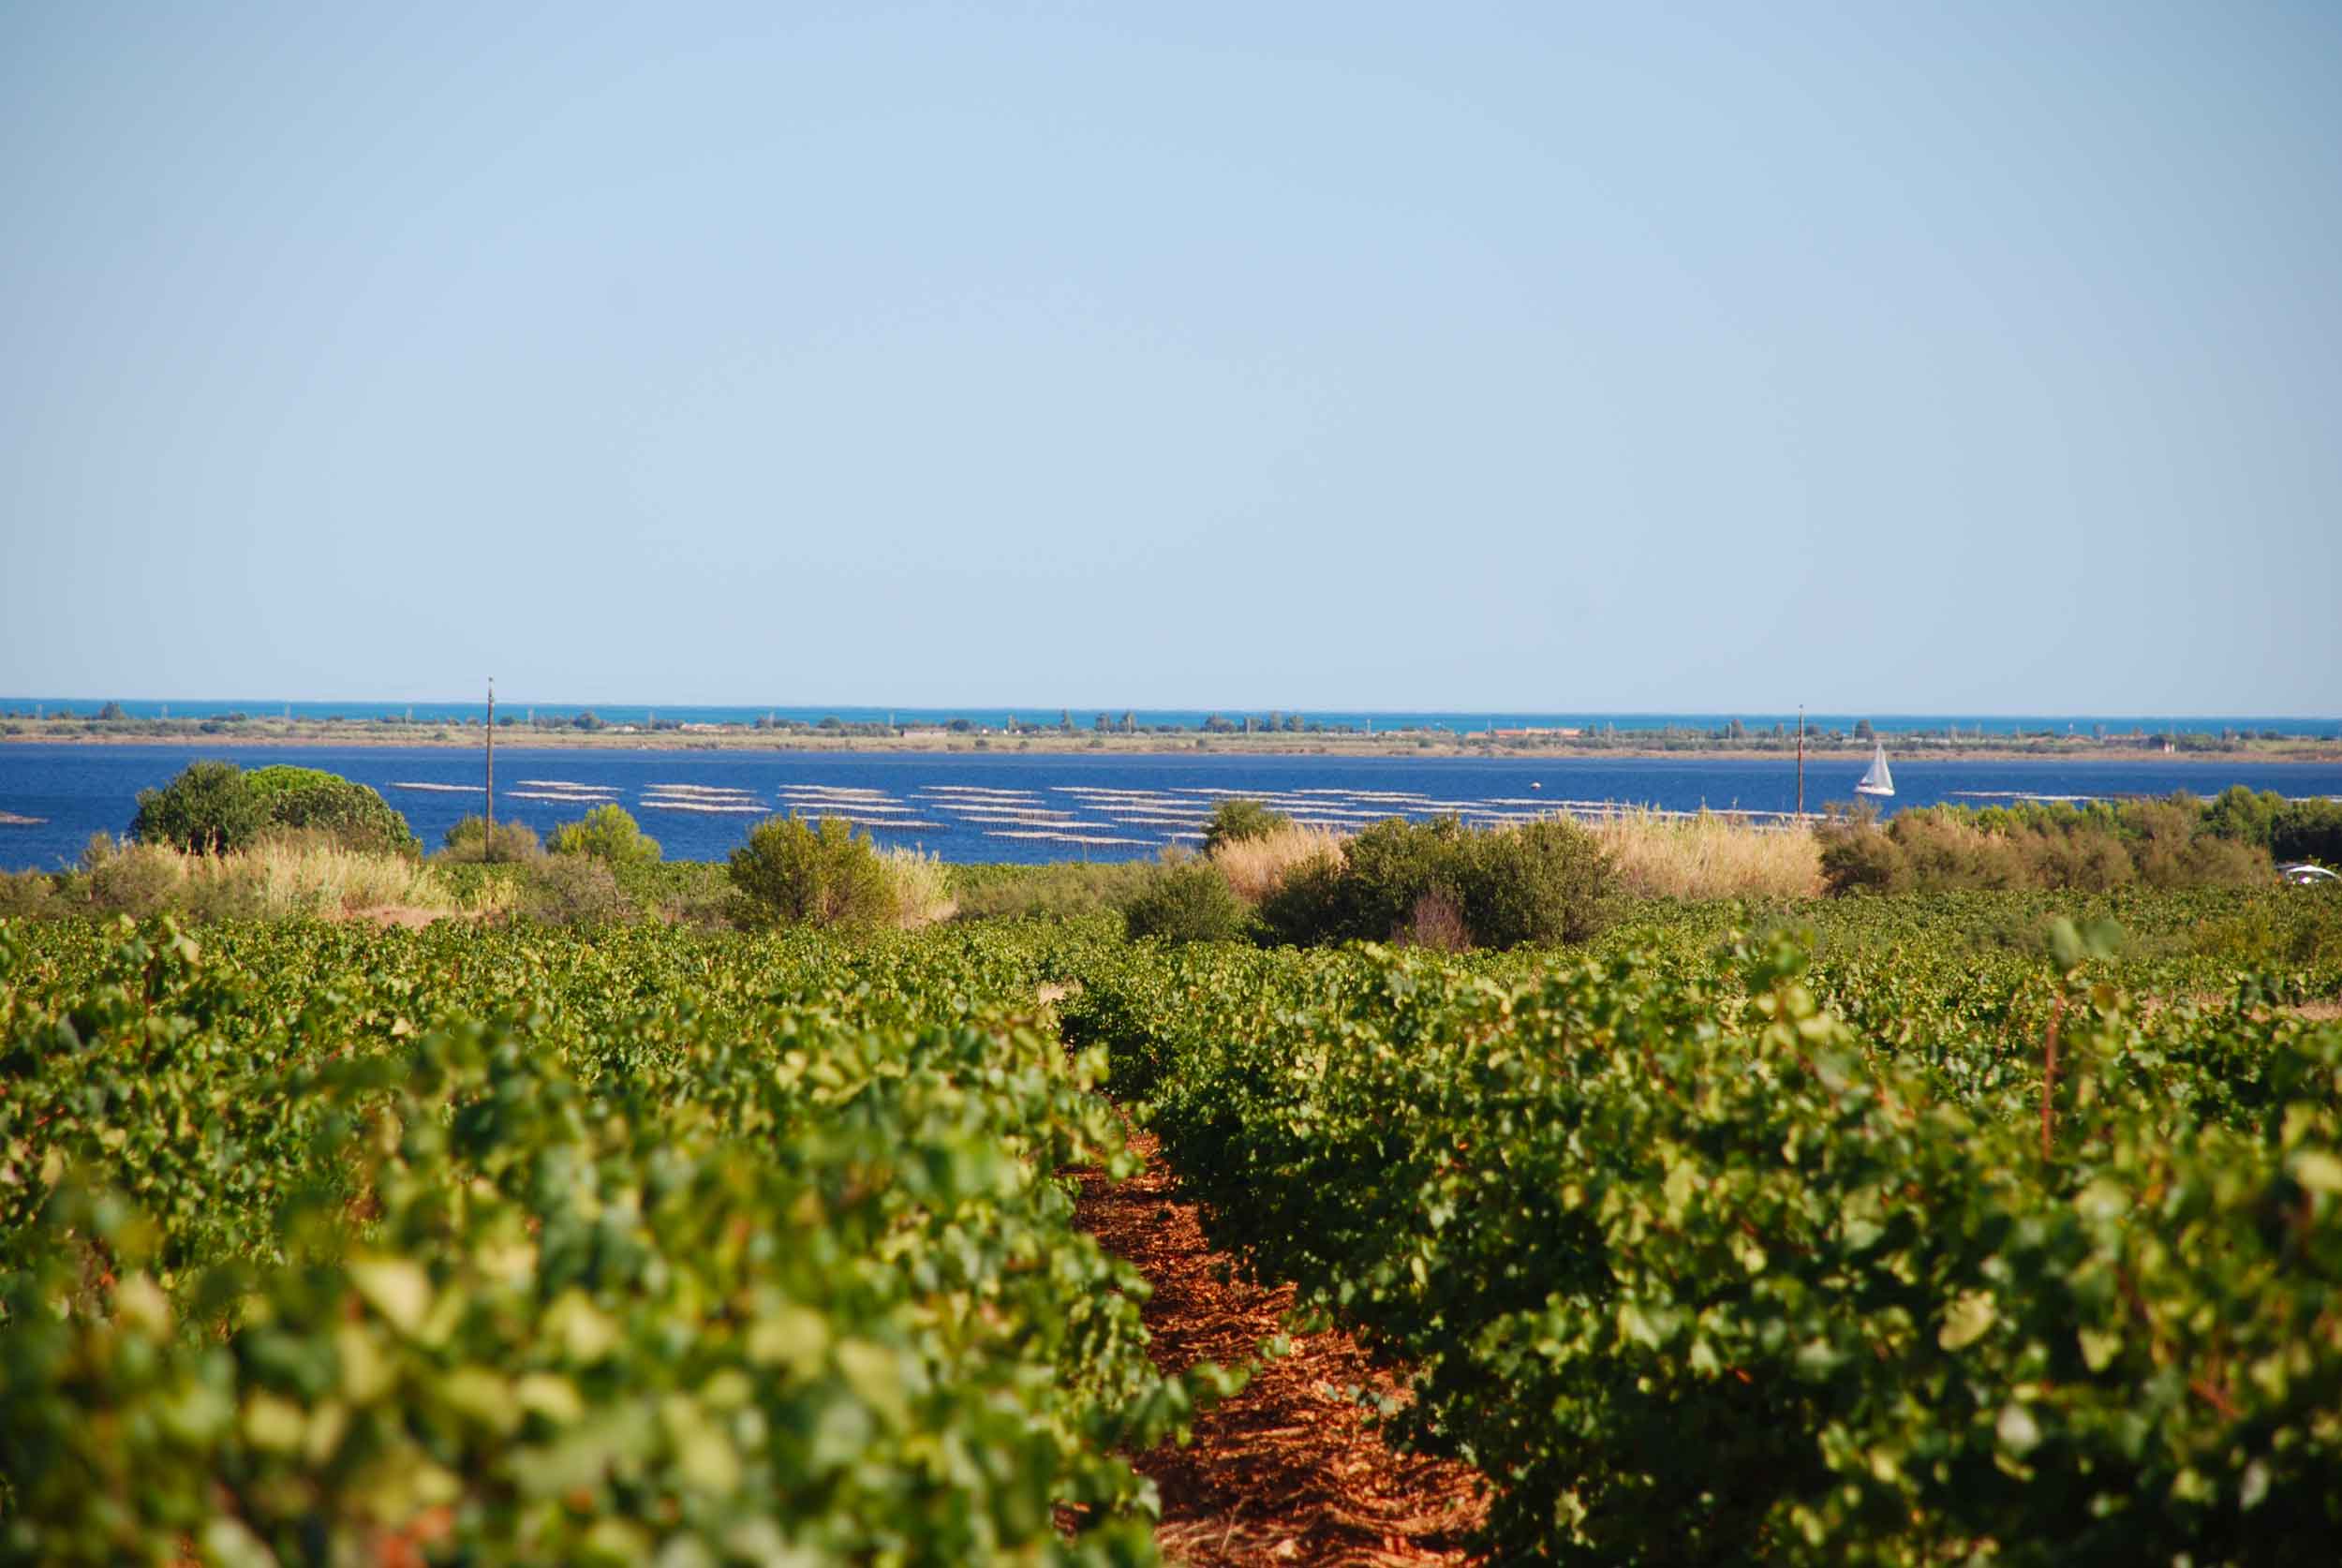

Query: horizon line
left=5, top=694, right=2335, bottom=723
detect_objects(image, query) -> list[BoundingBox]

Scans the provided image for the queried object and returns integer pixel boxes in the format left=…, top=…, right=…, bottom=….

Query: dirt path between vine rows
left=1071, top=1127, right=1488, bottom=1566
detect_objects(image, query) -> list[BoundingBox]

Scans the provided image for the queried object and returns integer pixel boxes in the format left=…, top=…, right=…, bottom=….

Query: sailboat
left=1855, top=743, right=1895, bottom=799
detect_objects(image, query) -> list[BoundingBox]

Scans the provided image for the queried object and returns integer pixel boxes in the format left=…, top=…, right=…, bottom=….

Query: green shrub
left=2273, top=797, right=2342, bottom=865
left=1121, top=860, right=1249, bottom=944
left=0, top=869, right=59, bottom=921
left=1253, top=849, right=1349, bottom=946
left=545, top=804, right=660, bottom=868
left=949, top=861, right=1156, bottom=923
left=521, top=854, right=634, bottom=925
left=244, top=765, right=419, bottom=856
left=1455, top=816, right=1616, bottom=946
left=1324, top=816, right=1474, bottom=943
left=75, top=836, right=183, bottom=916
left=1817, top=806, right=1905, bottom=894
left=615, top=860, right=735, bottom=927
left=1201, top=797, right=1292, bottom=853
left=728, top=815, right=894, bottom=929
left=1252, top=815, right=1614, bottom=951
left=438, top=815, right=544, bottom=863
left=2201, top=784, right=2282, bottom=848
left=129, top=761, right=260, bottom=854
left=1818, top=800, right=2275, bottom=895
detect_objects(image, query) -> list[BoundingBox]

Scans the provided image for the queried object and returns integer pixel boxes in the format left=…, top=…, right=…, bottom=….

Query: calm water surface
left=4, top=745, right=2338, bottom=872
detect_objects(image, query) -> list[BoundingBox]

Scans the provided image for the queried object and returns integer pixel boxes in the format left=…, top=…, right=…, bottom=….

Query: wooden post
left=485, top=678, right=496, bottom=862
left=1796, top=706, right=1806, bottom=817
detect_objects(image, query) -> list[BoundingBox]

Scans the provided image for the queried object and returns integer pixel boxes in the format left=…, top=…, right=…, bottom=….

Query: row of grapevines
left=0, top=915, right=1206, bottom=1566
left=1072, top=912, right=2342, bottom=1563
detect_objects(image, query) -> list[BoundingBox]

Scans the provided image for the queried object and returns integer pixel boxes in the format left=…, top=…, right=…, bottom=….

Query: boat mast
left=1796, top=704, right=1804, bottom=819
left=485, top=677, right=496, bottom=863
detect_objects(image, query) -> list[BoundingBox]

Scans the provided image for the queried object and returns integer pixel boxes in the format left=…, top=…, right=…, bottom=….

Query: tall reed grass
left=1586, top=808, right=1822, bottom=900
left=1210, top=823, right=1347, bottom=903
left=879, top=846, right=958, bottom=929
left=73, top=833, right=467, bottom=920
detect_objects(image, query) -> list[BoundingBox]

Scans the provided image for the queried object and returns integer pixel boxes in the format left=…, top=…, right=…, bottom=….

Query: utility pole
left=1796, top=704, right=1805, bottom=819
left=485, top=678, right=497, bottom=862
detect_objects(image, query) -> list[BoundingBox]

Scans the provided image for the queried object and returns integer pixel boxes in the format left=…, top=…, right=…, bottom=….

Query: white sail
left=1854, top=743, right=1895, bottom=797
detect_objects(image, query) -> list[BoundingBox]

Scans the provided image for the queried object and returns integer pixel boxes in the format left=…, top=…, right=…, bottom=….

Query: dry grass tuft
left=880, top=845, right=958, bottom=929
left=1210, top=823, right=1348, bottom=904
left=78, top=833, right=464, bottom=919
left=213, top=835, right=459, bottom=917
left=1587, top=808, right=1823, bottom=901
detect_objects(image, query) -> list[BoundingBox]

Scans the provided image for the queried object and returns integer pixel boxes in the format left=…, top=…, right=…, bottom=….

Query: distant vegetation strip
left=6, top=703, right=2335, bottom=759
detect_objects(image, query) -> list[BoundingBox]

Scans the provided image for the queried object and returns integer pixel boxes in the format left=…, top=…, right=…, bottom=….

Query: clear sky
left=4, top=2, right=2336, bottom=714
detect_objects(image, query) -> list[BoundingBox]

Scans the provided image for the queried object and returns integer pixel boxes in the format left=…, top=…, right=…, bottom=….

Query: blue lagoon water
left=3, top=743, right=2338, bottom=872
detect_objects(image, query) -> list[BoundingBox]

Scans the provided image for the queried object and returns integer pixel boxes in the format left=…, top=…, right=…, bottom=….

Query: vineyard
left=4, top=886, right=2339, bottom=1563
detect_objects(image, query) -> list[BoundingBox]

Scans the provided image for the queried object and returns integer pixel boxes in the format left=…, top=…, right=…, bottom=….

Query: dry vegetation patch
left=1072, top=1129, right=1487, bottom=1566
left=1589, top=807, right=1823, bottom=900
left=1211, top=824, right=1346, bottom=904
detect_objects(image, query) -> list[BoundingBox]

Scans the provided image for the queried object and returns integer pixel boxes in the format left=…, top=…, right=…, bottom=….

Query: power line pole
left=1796, top=703, right=1805, bottom=819
left=485, top=678, right=497, bottom=863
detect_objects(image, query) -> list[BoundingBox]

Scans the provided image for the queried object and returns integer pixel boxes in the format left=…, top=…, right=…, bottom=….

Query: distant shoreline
left=5, top=720, right=2336, bottom=766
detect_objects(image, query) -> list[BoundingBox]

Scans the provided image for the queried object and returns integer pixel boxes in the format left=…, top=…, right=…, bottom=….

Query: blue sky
left=4, top=2, right=2336, bottom=714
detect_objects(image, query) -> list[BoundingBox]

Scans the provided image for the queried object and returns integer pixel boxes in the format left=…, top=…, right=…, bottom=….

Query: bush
left=1121, top=860, right=1250, bottom=944
left=728, top=815, right=894, bottom=929
left=615, top=860, right=736, bottom=927
left=1456, top=816, right=1617, bottom=947
left=1327, top=815, right=1475, bottom=942
left=1253, top=849, right=1349, bottom=946
left=545, top=804, right=661, bottom=868
left=949, top=861, right=1157, bottom=924
left=521, top=854, right=634, bottom=926
left=1201, top=797, right=1292, bottom=853
left=244, top=765, right=419, bottom=857
left=130, top=761, right=261, bottom=855
left=0, top=869, right=59, bottom=920
left=438, top=815, right=544, bottom=864
left=1252, top=815, right=1615, bottom=951
left=1816, top=807, right=1904, bottom=894
left=76, top=836, right=185, bottom=916
left=1817, top=799, right=2273, bottom=895
left=2273, top=798, right=2342, bottom=865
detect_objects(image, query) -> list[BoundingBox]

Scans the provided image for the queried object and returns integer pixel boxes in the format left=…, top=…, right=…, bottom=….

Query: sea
left=3, top=743, right=2338, bottom=873
left=5, top=699, right=2338, bottom=738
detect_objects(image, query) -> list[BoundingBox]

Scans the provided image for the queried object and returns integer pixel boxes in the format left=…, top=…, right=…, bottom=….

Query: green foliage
left=1820, top=796, right=2278, bottom=895
left=947, top=861, right=1156, bottom=924
left=129, top=761, right=261, bottom=855
left=544, top=803, right=661, bottom=868
left=0, top=917, right=1223, bottom=1564
left=1456, top=816, right=1617, bottom=947
left=728, top=815, right=894, bottom=929
left=2273, top=798, right=2342, bottom=865
left=76, top=836, right=186, bottom=916
left=519, top=852, right=634, bottom=925
left=1068, top=897, right=2342, bottom=1564
left=244, top=764, right=419, bottom=856
left=0, top=870, right=58, bottom=921
left=610, top=859, right=735, bottom=927
left=1256, top=815, right=1615, bottom=950
left=2202, top=783, right=2282, bottom=848
left=1200, top=797, right=1292, bottom=853
left=438, top=815, right=543, bottom=864
left=1121, top=860, right=1249, bottom=944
